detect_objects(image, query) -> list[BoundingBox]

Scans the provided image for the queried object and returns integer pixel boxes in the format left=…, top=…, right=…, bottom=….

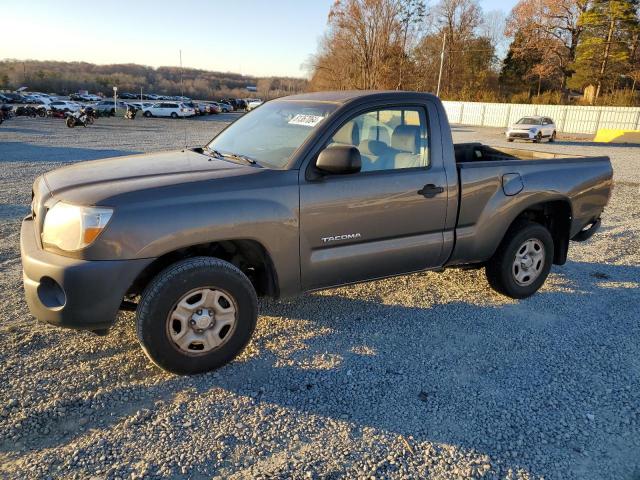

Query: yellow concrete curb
left=593, top=129, right=640, bottom=143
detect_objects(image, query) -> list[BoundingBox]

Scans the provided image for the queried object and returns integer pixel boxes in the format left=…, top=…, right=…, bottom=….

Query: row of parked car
left=1, top=90, right=264, bottom=118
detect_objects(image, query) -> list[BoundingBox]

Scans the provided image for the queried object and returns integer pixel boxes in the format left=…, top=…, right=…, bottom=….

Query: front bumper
left=20, top=218, right=154, bottom=330
left=506, top=131, right=534, bottom=140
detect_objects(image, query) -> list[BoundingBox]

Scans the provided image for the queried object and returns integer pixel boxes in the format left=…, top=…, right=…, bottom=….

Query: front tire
left=170, top=112, right=178, bottom=119
left=549, top=131, right=556, bottom=142
left=143, top=111, right=152, bottom=117
left=533, top=132, right=542, bottom=143
left=485, top=221, right=554, bottom=299
left=136, top=257, right=258, bottom=375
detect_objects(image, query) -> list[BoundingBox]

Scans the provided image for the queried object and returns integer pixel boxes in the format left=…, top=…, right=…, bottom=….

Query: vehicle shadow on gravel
left=1, top=262, right=637, bottom=478
left=238, top=261, right=639, bottom=476
left=0, top=141, right=141, bottom=163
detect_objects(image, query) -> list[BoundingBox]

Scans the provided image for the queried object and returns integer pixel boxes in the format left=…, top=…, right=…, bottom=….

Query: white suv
left=506, top=116, right=556, bottom=143
left=142, top=102, right=195, bottom=118
left=49, top=100, right=82, bottom=112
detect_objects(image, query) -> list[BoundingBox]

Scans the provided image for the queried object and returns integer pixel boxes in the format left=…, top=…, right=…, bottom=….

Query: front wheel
left=485, top=221, right=554, bottom=299
left=549, top=131, right=556, bottom=142
left=170, top=112, right=178, bottom=119
left=533, top=132, right=542, bottom=143
left=136, top=257, right=258, bottom=375
left=143, top=111, right=152, bottom=117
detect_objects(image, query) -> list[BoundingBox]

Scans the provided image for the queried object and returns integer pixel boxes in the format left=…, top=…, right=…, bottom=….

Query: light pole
left=113, top=86, right=118, bottom=113
left=436, top=32, right=446, bottom=98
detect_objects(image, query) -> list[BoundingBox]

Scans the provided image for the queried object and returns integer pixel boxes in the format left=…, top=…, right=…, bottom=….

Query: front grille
left=509, top=132, right=530, bottom=139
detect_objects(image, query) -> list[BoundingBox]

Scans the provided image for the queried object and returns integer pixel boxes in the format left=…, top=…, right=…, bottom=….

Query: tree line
left=0, top=60, right=308, bottom=100
left=308, top=0, right=640, bottom=105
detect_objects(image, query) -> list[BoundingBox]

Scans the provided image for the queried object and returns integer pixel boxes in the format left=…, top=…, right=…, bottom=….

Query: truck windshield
left=516, top=117, right=542, bottom=125
left=206, top=100, right=338, bottom=168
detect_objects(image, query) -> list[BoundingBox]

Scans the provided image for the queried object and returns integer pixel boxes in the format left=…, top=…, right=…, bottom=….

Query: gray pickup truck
left=21, top=91, right=613, bottom=374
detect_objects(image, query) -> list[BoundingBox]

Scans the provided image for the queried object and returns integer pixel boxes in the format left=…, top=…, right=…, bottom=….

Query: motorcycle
left=83, top=106, right=96, bottom=125
left=15, top=105, right=39, bottom=118
left=0, top=104, right=14, bottom=124
left=47, top=109, right=66, bottom=119
left=124, top=105, right=138, bottom=119
left=65, top=108, right=90, bottom=128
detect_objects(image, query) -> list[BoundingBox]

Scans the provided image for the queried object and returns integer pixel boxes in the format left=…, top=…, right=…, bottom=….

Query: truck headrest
left=358, top=139, right=387, bottom=156
left=332, top=121, right=360, bottom=146
left=391, top=125, right=420, bottom=153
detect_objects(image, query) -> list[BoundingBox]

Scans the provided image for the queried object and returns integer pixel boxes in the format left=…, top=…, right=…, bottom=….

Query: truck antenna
left=180, top=49, right=187, bottom=149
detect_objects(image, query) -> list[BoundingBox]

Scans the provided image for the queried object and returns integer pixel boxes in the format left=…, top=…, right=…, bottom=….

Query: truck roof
left=280, top=90, right=438, bottom=104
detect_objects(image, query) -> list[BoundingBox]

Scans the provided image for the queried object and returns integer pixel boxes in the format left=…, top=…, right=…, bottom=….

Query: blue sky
left=3, top=0, right=518, bottom=78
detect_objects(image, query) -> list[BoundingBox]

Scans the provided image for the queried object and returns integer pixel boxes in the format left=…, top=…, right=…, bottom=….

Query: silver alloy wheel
left=166, top=287, right=238, bottom=355
left=512, top=238, right=545, bottom=286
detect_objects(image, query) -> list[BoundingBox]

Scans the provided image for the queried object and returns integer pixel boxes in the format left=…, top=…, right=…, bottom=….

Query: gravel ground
left=0, top=116, right=639, bottom=480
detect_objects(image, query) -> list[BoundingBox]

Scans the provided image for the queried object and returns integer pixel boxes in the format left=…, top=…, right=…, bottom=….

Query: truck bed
left=454, top=142, right=576, bottom=163
left=447, top=142, right=613, bottom=266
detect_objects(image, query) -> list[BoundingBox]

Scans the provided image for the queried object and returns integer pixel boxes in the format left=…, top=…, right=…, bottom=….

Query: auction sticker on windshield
left=288, top=114, right=325, bottom=127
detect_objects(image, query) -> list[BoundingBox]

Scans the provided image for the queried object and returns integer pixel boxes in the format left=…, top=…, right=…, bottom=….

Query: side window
left=326, top=107, right=429, bottom=172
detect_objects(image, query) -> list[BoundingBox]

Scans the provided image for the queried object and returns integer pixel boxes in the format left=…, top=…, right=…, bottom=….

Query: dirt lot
left=0, top=115, right=639, bottom=480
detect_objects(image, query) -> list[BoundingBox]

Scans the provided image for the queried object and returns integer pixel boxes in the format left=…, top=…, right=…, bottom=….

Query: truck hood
left=41, top=149, right=256, bottom=204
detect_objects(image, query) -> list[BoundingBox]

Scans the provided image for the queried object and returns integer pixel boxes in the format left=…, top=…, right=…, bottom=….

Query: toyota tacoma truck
left=21, top=91, right=613, bottom=374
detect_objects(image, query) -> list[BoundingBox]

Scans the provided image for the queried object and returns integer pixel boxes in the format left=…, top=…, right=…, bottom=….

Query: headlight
left=42, top=202, right=113, bottom=251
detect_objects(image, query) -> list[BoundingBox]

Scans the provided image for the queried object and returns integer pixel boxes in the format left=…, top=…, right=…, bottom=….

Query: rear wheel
left=485, top=221, right=554, bottom=299
left=136, top=257, right=258, bottom=375
left=507, top=138, right=514, bottom=142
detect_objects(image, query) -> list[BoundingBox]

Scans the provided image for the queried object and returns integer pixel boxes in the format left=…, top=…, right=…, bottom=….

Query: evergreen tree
left=570, top=0, right=640, bottom=101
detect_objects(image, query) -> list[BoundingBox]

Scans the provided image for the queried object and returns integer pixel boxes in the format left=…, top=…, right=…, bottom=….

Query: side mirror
left=316, top=145, right=361, bottom=175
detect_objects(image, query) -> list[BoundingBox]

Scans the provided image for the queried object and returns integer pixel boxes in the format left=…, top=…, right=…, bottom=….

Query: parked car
left=1, top=92, right=26, bottom=103
left=128, top=102, right=154, bottom=110
left=20, top=91, right=613, bottom=375
left=217, top=102, right=233, bottom=113
left=142, top=102, right=195, bottom=118
left=246, top=99, right=263, bottom=111
left=49, top=100, right=82, bottom=112
left=119, top=92, right=138, bottom=99
left=194, top=102, right=211, bottom=115
left=506, top=116, right=556, bottom=143
left=207, top=102, right=222, bottom=114
left=94, top=100, right=130, bottom=115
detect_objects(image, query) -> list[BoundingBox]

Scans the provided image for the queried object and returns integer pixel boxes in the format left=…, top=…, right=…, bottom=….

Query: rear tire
left=485, top=221, right=554, bottom=299
left=507, top=138, right=514, bottom=142
left=136, top=257, right=258, bottom=375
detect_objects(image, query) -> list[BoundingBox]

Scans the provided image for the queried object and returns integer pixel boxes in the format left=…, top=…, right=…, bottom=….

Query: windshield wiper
left=202, top=146, right=225, bottom=159
left=221, top=151, right=257, bottom=165
left=203, top=147, right=258, bottom=166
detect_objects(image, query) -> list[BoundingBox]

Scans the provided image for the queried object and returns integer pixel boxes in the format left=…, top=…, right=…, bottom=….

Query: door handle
left=418, top=184, right=444, bottom=198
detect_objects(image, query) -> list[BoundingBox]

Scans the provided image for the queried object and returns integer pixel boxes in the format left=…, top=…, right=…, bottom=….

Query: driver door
left=299, top=105, right=448, bottom=291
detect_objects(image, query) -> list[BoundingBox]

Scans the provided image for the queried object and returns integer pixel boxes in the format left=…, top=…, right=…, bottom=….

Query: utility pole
left=436, top=32, right=446, bottom=98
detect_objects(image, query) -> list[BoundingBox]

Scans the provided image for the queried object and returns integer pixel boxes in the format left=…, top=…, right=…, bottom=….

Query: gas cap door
left=502, top=173, right=524, bottom=196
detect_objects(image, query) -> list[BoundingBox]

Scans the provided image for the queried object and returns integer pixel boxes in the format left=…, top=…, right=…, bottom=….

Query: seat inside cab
left=327, top=109, right=428, bottom=172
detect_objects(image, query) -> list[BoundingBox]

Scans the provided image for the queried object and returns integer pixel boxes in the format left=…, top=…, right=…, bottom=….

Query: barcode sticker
left=288, top=114, right=324, bottom=127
